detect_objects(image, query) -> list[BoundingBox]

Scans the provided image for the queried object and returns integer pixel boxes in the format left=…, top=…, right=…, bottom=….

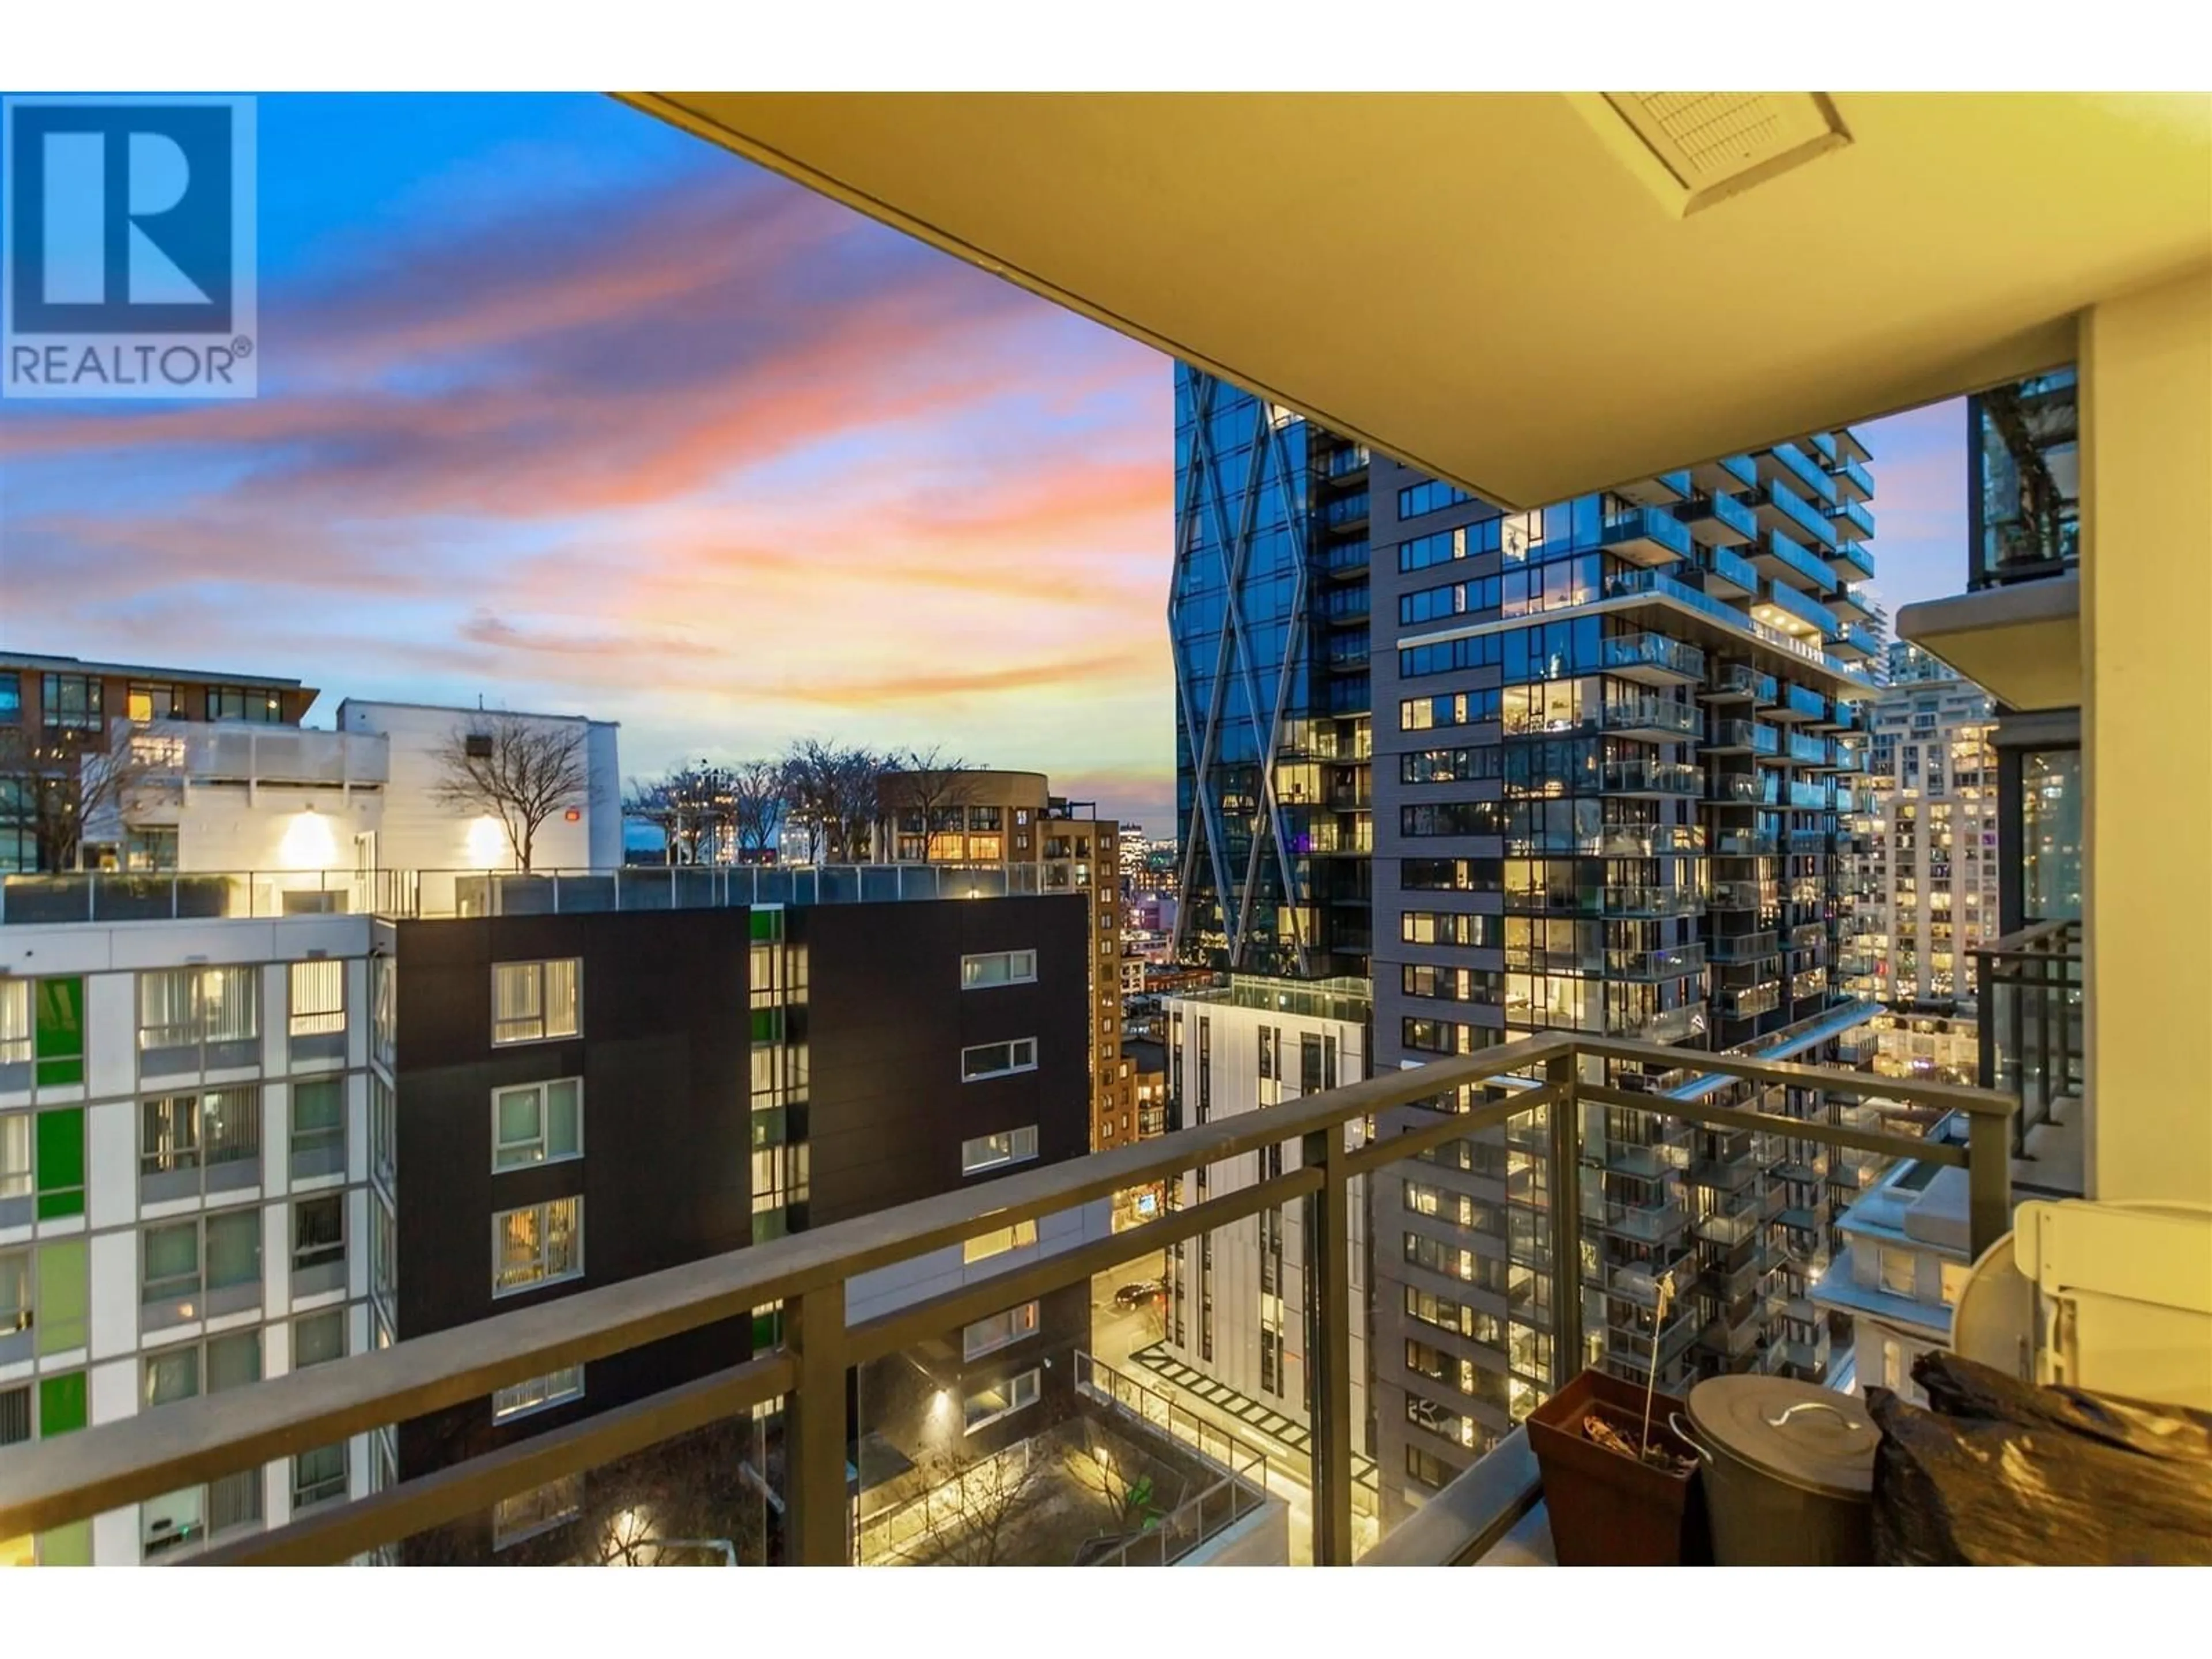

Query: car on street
left=1111, top=1279, right=1166, bottom=1310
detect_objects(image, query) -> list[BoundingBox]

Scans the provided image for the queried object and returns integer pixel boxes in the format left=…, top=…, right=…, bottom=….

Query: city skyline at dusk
left=1, top=93, right=1967, bottom=837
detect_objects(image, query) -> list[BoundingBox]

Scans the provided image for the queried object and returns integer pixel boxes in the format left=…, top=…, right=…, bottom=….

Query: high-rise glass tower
left=1170, top=367, right=1371, bottom=980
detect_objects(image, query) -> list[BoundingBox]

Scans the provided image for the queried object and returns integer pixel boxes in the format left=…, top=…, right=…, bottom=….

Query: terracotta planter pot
left=1526, top=1367, right=1709, bottom=1565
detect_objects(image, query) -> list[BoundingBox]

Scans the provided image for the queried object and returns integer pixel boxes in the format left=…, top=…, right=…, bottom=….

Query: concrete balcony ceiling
left=622, top=92, right=2212, bottom=509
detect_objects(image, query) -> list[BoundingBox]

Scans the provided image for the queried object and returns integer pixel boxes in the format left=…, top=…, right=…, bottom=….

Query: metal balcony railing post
left=1967, top=1103, right=2012, bottom=1263
left=786, top=1284, right=851, bottom=1566
left=1544, top=1051, right=1582, bottom=1386
left=1302, top=1122, right=1355, bottom=1566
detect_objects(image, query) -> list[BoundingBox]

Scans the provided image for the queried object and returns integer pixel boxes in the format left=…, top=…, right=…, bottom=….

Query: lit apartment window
left=963, top=1301, right=1041, bottom=1361
left=1939, top=1259, right=1971, bottom=1307
left=142, top=1210, right=262, bottom=1325
left=138, top=966, right=259, bottom=1070
left=492, top=1079, right=583, bottom=1171
left=139, top=1088, right=262, bottom=1203
left=962, top=1218, right=1038, bottom=1264
left=493, top=1196, right=584, bottom=1296
left=493, top=1365, right=585, bottom=1422
left=287, top=957, right=346, bottom=1043
left=491, top=960, right=581, bottom=1046
left=960, top=949, right=1037, bottom=990
left=960, top=1037, right=1037, bottom=1081
left=494, top=1474, right=584, bottom=1550
left=39, top=673, right=102, bottom=730
left=963, top=1368, right=1040, bottom=1433
left=1880, top=1247, right=1918, bottom=1297
left=960, top=1125, right=1039, bottom=1175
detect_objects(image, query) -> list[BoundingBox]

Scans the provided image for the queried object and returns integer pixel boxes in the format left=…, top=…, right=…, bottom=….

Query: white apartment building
left=1847, top=650, right=1998, bottom=1009
left=1809, top=1118, right=1976, bottom=1406
left=87, top=699, right=621, bottom=902
left=1158, top=979, right=1370, bottom=1446
left=1, top=913, right=385, bottom=1565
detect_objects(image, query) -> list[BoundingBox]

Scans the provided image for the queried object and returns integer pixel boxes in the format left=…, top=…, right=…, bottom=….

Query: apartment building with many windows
left=873, top=770, right=1130, bottom=1151
left=1362, top=430, right=1886, bottom=1521
left=1845, top=646, right=1999, bottom=1009
left=1171, top=368, right=1372, bottom=980
left=0, top=877, right=1105, bottom=1565
left=1157, top=977, right=1370, bottom=1450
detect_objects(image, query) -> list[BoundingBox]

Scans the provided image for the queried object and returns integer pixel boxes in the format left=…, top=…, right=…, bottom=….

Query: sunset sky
left=0, top=94, right=1969, bottom=836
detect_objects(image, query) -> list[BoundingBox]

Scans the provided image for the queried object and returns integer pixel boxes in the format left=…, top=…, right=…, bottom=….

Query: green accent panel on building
left=34, top=1107, right=84, bottom=1219
left=35, top=1240, right=87, bottom=1355
left=39, top=1370, right=88, bottom=1436
left=33, top=976, right=85, bottom=1087
left=37, top=1520, right=93, bottom=1565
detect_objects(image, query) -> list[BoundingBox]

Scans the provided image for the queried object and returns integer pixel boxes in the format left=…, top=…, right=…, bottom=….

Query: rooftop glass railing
left=0, top=863, right=1070, bottom=926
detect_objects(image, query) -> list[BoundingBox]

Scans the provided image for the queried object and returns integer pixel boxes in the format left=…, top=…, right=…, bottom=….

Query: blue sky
left=1, top=94, right=1968, bottom=837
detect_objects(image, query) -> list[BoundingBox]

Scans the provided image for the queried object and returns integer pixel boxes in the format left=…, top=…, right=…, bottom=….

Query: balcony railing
left=1596, top=503, right=1693, bottom=565
left=1704, top=662, right=1778, bottom=703
left=1601, top=630, right=1706, bottom=680
left=1681, top=493, right=1758, bottom=550
left=1753, top=526, right=1840, bottom=594
left=1763, top=576, right=1837, bottom=637
left=0, top=862, right=1059, bottom=926
left=0, top=1033, right=2012, bottom=1570
left=1972, top=918, right=2085, bottom=1173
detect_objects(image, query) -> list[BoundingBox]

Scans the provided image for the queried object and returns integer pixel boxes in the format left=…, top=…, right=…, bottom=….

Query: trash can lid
left=1687, top=1376, right=1878, bottom=1499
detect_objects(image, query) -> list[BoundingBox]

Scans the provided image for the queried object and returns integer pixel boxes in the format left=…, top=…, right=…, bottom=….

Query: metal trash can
left=1677, top=1376, right=1879, bottom=1565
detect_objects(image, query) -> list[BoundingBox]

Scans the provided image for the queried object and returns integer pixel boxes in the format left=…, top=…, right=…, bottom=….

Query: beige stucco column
left=2079, top=267, right=2212, bottom=1203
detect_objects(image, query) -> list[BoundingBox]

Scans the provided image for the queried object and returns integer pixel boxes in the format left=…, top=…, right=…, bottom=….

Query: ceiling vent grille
left=1597, top=93, right=1851, bottom=215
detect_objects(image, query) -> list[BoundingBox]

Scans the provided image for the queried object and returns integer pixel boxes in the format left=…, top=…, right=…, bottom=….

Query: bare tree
left=909, top=1438, right=1055, bottom=1567
left=624, top=763, right=734, bottom=866
left=878, top=745, right=982, bottom=855
left=829, top=747, right=882, bottom=865
left=779, top=740, right=880, bottom=863
left=429, top=715, right=592, bottom=873
left=727, top=757, right=785, bottom=862
left=0, top=725, right=165, bottom=870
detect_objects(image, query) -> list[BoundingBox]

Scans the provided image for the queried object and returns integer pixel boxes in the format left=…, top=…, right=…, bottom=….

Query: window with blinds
left=491, top=960, right=581, bottom=1046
